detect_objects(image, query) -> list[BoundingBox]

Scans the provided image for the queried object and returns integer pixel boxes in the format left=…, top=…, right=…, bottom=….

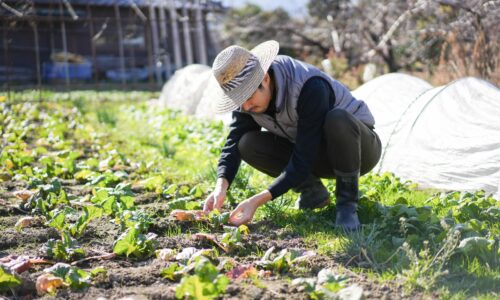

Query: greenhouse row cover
left=161, top=67, right=500, bottom=198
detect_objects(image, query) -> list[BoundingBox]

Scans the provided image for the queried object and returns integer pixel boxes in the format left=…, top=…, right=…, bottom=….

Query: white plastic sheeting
left=160, top=64, right=212, bottom=114
left=160, top=66, right=500, bottom=197
left=353, top=74, right=500, bottom=197
left=160, top=64, right=232, bottom=124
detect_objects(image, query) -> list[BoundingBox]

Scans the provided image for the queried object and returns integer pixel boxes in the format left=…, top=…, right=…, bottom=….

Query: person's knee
left=324, top=109, right=357, bottom=135
left=238, top=131, right=259, bottom=160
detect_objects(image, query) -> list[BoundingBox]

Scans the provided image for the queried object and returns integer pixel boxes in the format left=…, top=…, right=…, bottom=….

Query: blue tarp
left=43, top=62, right=92, bottom=80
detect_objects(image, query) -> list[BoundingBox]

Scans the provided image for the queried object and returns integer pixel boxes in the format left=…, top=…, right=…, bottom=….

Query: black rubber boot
left=293, top=175, right=330, bottom=210
left=335, top=170, right=361, bottom=232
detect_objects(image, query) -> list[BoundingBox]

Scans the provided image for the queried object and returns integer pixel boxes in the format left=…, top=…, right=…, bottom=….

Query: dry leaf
left=193, top=233, right=216, bottom=241
left=292, top=250, right=316, bottom=263
left=0, top=255, right=31, bottom=273
left=156, top=248, right=176, bottom=261
left=0, top=172, right=12, bottom=181
left=13, top=190, right=34, bottom=201
left=193, top=233, right=229, bottom=253
left=258, top=270, right=272, bottom=277
left=15, top=216, right=37, bottom=230
left=36, top=274, right=67, bottom=294
left=175, top=247, right=198, bottom=261
left=226, top=264, right=258, bottom=280
left=0, top=255, right=52, bottom=274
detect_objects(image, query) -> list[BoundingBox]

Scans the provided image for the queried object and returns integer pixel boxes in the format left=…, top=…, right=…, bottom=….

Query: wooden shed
left=0, top=0, right=224, bottom=89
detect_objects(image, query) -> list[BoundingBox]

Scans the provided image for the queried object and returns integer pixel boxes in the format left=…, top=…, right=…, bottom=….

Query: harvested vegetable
left=13, top=190, right=34, bottom=201
left=36, top=274, right=67, bottom=294
left=170, top=209, right=205, bottom=221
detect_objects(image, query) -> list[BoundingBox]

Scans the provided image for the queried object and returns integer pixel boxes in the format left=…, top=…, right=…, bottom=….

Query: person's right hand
left=203, top=178, right=228, bottom=213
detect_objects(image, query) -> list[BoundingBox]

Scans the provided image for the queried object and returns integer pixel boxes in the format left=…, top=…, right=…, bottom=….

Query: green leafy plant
left=117, top=210, right=153, bottom=232
left=113, top=227, right=157, bottom=259
left=0, top=266, right=21, bottom=292
left=140, top=175, right=165, bottom=193
left=44, top=263, right=91, bottom=289
left=208, top=210, right=230, bottom=227
left=91, top=184, right=135, bottom=216
left=160, top=262, right=184, bottom=281
left=175, top=256, right=229, bottom=300
left=292, top=268, right=349, bottom=299
left=48, top=206, right=103, bottom=237
left=219, top=225, right=248, bottom=252
left=45, top=232, right=86, bottom=261
left=257, top=246, right=315, bottom=273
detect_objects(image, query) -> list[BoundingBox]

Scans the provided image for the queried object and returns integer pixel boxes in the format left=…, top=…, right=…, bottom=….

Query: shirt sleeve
left=267, top=77, right=333, bottom=198
left=217, top=110, right=261, bottom=185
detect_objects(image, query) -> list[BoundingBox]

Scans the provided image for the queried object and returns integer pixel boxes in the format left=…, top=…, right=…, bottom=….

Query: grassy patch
left=1, top=91, right=498, bottom=299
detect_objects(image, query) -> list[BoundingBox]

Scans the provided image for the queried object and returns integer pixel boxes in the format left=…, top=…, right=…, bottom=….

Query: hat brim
left=213, top=40, right=279, bottom=114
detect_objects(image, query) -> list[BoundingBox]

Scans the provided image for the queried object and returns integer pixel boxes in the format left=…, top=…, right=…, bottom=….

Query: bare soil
left=0, top=179, right=427, bottom=300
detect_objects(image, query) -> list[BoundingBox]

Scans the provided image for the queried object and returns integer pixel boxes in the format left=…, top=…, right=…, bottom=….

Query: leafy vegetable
left=257, top=246, right=316, bottom=273
left=160, top=262, right=183, bottom=281
left=0, top=266, right=21, bottom=292
left=45, top=232, right=85, bottom=261
left=175, top=257, right=229, bottom=300
left=38, top=263, right=91, bottom=292
left=113, top=228, right=157, bottom=259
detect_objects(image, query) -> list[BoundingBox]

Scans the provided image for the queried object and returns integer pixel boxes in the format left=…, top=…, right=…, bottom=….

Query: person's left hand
left=229, top=198, right=259, bottom=226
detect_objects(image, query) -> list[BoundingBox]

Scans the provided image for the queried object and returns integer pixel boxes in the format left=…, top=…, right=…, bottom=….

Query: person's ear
left=263, top=73, right=270, bottom=85
left=260, top=73, right=270, bottom=89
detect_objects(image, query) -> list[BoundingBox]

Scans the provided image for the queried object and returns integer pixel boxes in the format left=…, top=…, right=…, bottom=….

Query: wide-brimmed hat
left=212, top=40, right=279, bottom=114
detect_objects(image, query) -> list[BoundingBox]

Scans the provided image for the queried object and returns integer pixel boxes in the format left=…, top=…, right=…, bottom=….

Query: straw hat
left=212, top=40, right=279, bottom=113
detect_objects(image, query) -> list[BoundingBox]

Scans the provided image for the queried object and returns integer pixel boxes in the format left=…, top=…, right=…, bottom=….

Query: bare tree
left=220, top=4, right=330, bottom=58
left=305, top=0, right=498, bottom=82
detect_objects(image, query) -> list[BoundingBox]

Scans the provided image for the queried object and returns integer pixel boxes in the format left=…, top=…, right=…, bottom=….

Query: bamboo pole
left=181, top=0, right=193, bottom=65
left=0, top=1, right=23, bottom=17
left=148, top=0, right=162, bottom=86
left=168, top=0, right=182, bottom=69
left=49, top=1, right=55, bottom=58
left=127, top=0, right=145, bottom=86
left=128, top=8, right=137, bottom=86
left=158, top=2, right=171, bottom=78
left=128, top=0, right=147, bottom=22
left=61, top=0, right=78, bottom=20
left=31, top=20, right=42, bottom=92
left=3, top=20, right=11, bottom=99
left=58, top=0, right=70, bottom=89
left=86, top=3, right=99, bottom=87
left=194, top=0, right=207, bottom=65
left=144, top=14, right=155, bottom=87
left=114, top=1, right=126, bottom=87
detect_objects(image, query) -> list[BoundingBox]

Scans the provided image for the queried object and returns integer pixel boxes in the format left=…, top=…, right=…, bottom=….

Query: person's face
left=241, top=73, right=272, bottom=113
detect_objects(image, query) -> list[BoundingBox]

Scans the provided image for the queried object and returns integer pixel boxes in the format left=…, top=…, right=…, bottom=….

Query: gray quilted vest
left=248, top=55, right=375, bottom=142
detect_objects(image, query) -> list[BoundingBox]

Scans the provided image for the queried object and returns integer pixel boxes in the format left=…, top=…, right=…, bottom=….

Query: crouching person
left=203, top=40, right=382, bottom=231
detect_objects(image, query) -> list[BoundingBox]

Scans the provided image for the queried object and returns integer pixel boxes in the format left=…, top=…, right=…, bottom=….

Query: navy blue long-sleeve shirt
left=217, top=76, right=335, bottom=199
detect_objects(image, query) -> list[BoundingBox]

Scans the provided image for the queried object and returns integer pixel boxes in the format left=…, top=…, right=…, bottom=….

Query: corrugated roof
left=32, top=0, right=145, bottom=6
left=29, top=0, right=223, bottom=8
